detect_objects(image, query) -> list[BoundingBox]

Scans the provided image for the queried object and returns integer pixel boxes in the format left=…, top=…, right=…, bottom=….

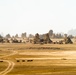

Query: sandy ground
left=19, top=51, right=76, bottom=59
left=0, top=43, right=76, bottom=75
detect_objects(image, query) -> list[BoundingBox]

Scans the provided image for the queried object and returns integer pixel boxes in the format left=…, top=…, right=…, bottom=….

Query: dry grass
left=0, top=43, right=76, bottom=75
left=0, top=62, right=8, bottom=72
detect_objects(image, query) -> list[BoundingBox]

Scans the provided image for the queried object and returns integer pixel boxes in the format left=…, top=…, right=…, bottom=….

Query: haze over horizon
left=0, top=0, right=76, bottom=36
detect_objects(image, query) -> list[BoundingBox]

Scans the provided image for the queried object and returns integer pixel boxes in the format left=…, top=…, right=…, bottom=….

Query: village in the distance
left=0, top=29, right=75, bottom=44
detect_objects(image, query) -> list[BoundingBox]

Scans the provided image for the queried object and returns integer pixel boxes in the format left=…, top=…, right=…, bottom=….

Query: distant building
left=5, top=34, right=11, bottom=38
left=49, top=30, right=53, bottom=37
left=21, top=32, right=26, bottom=38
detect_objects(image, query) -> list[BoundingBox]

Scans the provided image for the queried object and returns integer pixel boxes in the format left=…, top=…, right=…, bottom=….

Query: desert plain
left=0, top=41, right=76, bottom=75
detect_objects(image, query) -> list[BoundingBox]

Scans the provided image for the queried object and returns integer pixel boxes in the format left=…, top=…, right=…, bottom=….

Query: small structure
left=43, top=33, right=52, bottom=44
left=64, top=37, right=73, bottom=44
left=0, top=38, right=4, bottom=43
left=58, top=40, right=63, bottom=44
left=33, top=33, right=40, bottom=44
left=33, top=33, right=52, bottom=44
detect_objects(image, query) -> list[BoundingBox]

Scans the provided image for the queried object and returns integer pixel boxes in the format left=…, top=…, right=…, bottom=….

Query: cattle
left=27, top=60, right=33, bottom=62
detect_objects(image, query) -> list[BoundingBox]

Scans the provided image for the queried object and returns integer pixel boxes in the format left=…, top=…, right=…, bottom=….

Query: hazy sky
left=0, top=0, right=76, bottom=36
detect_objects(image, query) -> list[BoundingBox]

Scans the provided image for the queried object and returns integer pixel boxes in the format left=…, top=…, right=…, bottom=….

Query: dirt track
left=0, top=60, right=15, bottom=75
left=0, top=50, right=17, bottom=75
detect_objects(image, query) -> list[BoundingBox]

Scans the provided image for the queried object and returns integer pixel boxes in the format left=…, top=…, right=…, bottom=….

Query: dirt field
left=0, top=43, right=76, bottom=75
